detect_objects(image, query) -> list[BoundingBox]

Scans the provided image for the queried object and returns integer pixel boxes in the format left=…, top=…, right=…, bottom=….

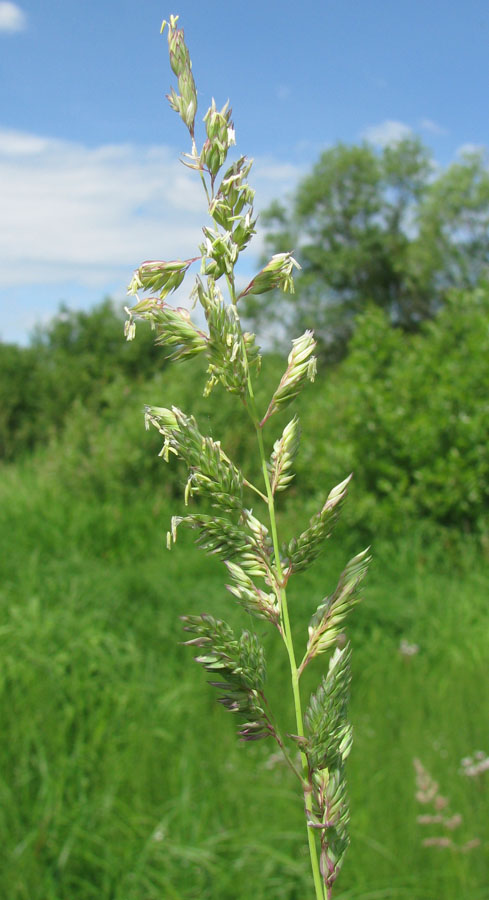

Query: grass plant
left=2, top=14, right=488, bottom=900
left=1, top=461, right=488, bottom=898
left=124, top=15, right=372, bottom=897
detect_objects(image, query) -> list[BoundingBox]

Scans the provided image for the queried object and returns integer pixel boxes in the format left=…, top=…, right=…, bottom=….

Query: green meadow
left=1, top=292, right=489, bottom=897
left=4, top=26, right=489, bottom=893
left=1, top=429, right=488, bottom=898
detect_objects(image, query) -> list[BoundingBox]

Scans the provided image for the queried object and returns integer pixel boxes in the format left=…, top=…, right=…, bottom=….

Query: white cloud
left=0, top=2, right=26, bottom=33
left=0, top=129, right=302, bottom=288
left=456, top=142, right=486, bottom=158
left=253, top=159, right=299, bottom=183
left=419, top=118, right=448, bottom=136
left=361, top=119, right=413, bottom=148
left=252, top=157, right=303, bottom=207
left=0, top=131, right=56, bottom=155
left=0, top=128, right=303, bottom=340
left=0, top=129, right=209, bottom=287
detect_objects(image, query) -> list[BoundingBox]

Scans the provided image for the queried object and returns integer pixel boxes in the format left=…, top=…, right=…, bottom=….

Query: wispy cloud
left=0, top=129, right=208, bottom=288
left=276, top=84, right=291, bottom=102
left=253, top=157, right=302, bottom=188
left=456, top=142, right=486, bottom=158
left=0, top=128, right=302, bottom=341
left=0, top=2, right=26, bottom=33
left=361, top=119, right=413, bottom=148
left=0, top=128, right=301, bottom=286
left=419, top=118, right=448, bottom=136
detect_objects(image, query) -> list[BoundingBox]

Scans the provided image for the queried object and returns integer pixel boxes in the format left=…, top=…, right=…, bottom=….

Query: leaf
left=268, top=416, right=301, bottom=494
left=300, top=548, right=370, bottom=673
left=181, top=615, right=272, bottom=740
left=283, top=475, right=352, bottom=574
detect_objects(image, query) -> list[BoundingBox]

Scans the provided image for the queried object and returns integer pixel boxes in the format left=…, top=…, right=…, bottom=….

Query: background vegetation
left=1, top=135, right=489, bottom=898
left=249, top=138, right=489, bottom=358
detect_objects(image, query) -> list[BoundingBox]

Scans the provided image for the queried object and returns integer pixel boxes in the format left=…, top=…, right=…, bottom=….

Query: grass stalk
left=125, top=17, right=365, bottom=897
left=254, top=423, right=325, bottom=900
left=238, top=321, right=324, bottom=898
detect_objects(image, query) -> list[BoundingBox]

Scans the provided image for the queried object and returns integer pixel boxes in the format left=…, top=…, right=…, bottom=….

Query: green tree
left=0, top=343, right=40, bottom=459
left=293, top=283, right=489, bottom=533
left=0, top=299, right=163, bottom=461
left=249, top=139, right=489, bottom=358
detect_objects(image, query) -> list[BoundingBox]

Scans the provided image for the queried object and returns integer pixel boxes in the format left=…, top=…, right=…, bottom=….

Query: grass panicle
left=125, top=15, right=370, bottom=898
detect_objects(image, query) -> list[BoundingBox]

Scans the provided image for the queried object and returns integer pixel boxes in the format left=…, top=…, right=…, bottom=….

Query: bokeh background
left=1, top=2, right=488, bottom=898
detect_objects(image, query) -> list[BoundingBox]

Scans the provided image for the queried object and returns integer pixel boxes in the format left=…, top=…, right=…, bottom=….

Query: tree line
left=246, top=137, right=489, bottom=358
left=1, top=136, right=488, bottom=533
left=0, top=299, right=161, bottom=460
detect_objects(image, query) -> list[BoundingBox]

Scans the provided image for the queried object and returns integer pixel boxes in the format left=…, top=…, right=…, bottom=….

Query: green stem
left=243, top=477, right=269, bottom=504
left=258, top=691, right=302, bottom=782
left=254, top=415, right=325, bottom=900
left=199, top=165, right=211, bottom=205
left=226, top=274, right=325, bottom=900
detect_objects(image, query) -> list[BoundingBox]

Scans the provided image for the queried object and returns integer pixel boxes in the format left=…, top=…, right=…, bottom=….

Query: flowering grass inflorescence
left=414, top=758, right=481, bottom=853
left=125, top=15, right=370, bottom=899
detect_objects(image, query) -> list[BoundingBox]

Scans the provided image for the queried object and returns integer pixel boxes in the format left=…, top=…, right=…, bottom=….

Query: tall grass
left=1, top=463, right=488, bottom=899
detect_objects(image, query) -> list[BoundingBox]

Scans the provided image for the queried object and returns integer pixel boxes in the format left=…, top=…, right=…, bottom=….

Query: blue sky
left=1, top=0, right=489, bottom=344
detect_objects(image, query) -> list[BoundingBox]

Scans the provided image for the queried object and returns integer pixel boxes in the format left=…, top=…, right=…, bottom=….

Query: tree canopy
left=0, top=299, right=161, bottom=460
left=247, top=138, right=489, bottom=357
